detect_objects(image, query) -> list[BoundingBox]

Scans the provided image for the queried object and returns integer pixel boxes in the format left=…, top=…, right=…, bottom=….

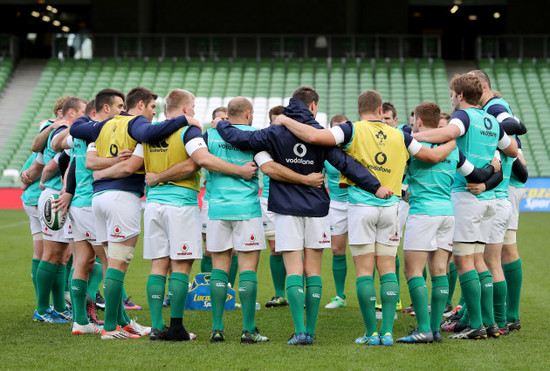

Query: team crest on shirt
left=376, top=130, right=387, bottom=146
left=177, top=243, right=192, bottom=256
left=319, top=232, right=330, bottom=245
left=110, top=225, right=125, bottom=239
left=245, top=234, right=260, bottom=247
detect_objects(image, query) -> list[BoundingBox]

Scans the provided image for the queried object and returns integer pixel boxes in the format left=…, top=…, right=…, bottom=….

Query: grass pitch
left=0, top=209, right=548, bottom=370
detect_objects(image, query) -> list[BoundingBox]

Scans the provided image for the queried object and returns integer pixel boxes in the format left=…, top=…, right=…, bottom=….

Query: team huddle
left=19, top=69, right=527, bottom=345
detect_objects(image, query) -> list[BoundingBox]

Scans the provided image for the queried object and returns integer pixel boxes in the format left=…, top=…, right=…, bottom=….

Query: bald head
left=227, top=97, right=254, bottom=125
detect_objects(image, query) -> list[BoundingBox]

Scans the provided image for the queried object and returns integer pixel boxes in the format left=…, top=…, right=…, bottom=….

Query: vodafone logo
left=114, top=226, right=121, bottom=233
left=68, top=224, right=72, bottom=229
left=245, top=234, right=260, bottom=247
left=85, top=231, right=90, bottom=237
left=110, top=225, right=126, bottom=239
left=293, top=143, right=307, bottom=157
left=177, top=243, right=192, bottom=256
left=319, top=232, right=330, bottom=245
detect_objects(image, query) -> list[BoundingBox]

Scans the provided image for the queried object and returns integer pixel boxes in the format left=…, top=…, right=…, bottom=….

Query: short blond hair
left=165, top=89, right=194, bottom=115
left=53, top=96, right=71, bottom=116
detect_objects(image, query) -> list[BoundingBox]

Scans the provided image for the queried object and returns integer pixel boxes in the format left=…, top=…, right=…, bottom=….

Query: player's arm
left=92, top=144, right=144, bottom=180
left=51, top=128, right=71, bottom=152
left=85, top=142, right=132, bottom=170
left=21, top=153, right=45, bottom=186
left=273, top=115, right=337, bottom=146
left=256, top=151, right=324, bottom=188
left=487, top=104, right=527, bottom=135
left=216, top=121, right=270, bottom=152
left=184, top=127, right=257, bottom=179
left=146, top=158, right=200, bottom=187
left=406, top=132, right=457, bottom=164
left=52, top=159, right=74, bottom=215
left=496, top=126, right=518, bottom=158
left=326, top=147, right=392, bottom=198
left=467, top=169, right=503, bottom=195
left=413, top=111, right=466, bottom=143
left=70, top=115, right=101, bottom=142
left=511, top=149, right=528, bottom=183
left=128, top=115, right=191, bottom=143
left=39, top=155, right=61, bottom=189
left=457, top=149, right=498, bottom=183
left=31, top=120, right=64, bottom=153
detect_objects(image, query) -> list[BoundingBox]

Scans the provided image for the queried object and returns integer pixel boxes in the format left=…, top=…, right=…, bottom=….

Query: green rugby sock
left=332, top=254, right=347, bottom=299
left=356, top=275, right=377, bottom=336
left=169, top=273, right=189, bottom=322
left=447, top=262, right=458, bottom=306
left=460, top=306, right=470, bottom=326
left=286, top=275, right=306, bottom=334
left=479, top=270, right=495, bottom=326
left=458, top=290, right=465, bottom=307
left=71, top=278, right=89, bottom=325
left=210, top=269, right=228, bottom=331
left=407, top=276, right=430, bottom=333
left=31, top=259, right=40, bottom=298
left=65, top=255, right=72, bottom=292
left=459, top=270, right=482, bottom=329
left=121, top=285, right=128, bottom=300
left=430, top=275, right=449, bottom=332
left=503, top=259, right=522, bottom=322
left=395, top=256, right=401, bottom=301
left=87, top=257, right=103, bottom=300
left=239, top=271, right=258, bottom=333
left=201, top=254, right=212, bottom=273
left=53, top=264, right=67, bottom=312
left=493, top=280, right=507, bottom=328
left=305, top=276, right=322, bottom=335
left=269, top=254, right=286, bottom=298
left=104, top=268, right=125, bottom=332
left=380, top=273, right=398, bottom=335
left=228, top=255, right=239, bottom=288
left=147, top=274, right=166, bottom=331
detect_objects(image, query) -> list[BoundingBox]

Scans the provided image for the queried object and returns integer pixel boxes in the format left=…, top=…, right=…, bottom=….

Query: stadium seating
left=2, top=56, right=547, bottom=187
left=479, top=58, right=550, bottom=177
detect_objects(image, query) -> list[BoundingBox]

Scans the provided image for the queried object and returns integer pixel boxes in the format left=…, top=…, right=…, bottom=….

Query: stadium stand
left=0, top=56, right=548, bottom=187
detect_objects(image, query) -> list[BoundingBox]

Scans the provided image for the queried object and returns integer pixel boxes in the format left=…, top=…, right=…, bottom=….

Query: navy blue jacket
left=70, top=113, right=188, bottom=196
left=217, top=98, right=381, bottom=217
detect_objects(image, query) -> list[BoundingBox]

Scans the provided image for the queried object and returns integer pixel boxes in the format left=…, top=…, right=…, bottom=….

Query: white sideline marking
left=0, top=220, right=28, bottom=230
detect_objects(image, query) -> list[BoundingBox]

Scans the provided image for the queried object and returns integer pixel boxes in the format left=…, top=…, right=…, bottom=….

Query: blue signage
left=520, top=178, right=550, bottom=212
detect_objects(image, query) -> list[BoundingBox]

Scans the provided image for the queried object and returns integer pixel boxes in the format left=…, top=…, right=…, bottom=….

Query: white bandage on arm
left=449, top=119, right=466, bottom=136
left=66, top=135, right=74, bottom=149
left=497, top=133, right=512, bottom=150
left=107, top=242, right=135, bottom=263
left=349, top=243, right=375, bottom=257
left=36, top=152, right=45, bottom=165
left=329, top=126, right=345, bottom=145
left=457, top=159, right=475, bottom=177
left=406, top=138, right=422, bottom=156
left=87, top=142, right=97, bottom=152
left=53, top=152, right=61, bottom=164
left=132, top=143, right=144, bottom=158
left=496, top=112, right=513, bottom=123
left=254, top=151, right=274, bottom=167
left=185, top=137, right=207, bottom=156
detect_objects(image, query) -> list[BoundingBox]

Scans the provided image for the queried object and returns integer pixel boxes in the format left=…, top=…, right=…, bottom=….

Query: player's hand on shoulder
left=145, top=172, right=160, bottom=187
left=304, top=172, right=324, bottom=188
left=117, top=149, right=133, bottom=162
left=186, top=116, right=202, bottom=130
left=52, top=119, right=69, bottom=129
left=240, top=161, right=258, bottom=180
left=272, top=114, right=288, bottom=126
left=211, top=117, right=222, bottom=129
left=466, top=183, right=486, bottom=195
left=375, top=186, right=393, bottom=199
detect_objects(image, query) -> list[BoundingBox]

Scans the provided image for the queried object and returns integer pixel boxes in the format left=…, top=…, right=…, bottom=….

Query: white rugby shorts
left=348, top=203, right=400, bottom=246
left=207, top=217, right=266, bottom=253
left=92, top=191, right=141, bottom=243
left=274, top=214, right=331, bottom=252
left=452, top=191, right=496, bottom=244
left=403, top=214, right=454, bottom=252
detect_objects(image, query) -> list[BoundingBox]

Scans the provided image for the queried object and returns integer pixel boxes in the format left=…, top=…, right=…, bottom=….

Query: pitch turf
left=0, top=209, right=548, bottom=369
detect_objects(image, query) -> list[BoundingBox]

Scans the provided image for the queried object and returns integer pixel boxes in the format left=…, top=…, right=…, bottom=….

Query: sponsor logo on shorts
left=85, top=231, right=90, bottom=237
left=177, top=244, right=193, bottom=256
left=389, top=231, right=399, bottom=242
left=245, top=234, right=260, bottom=247
left=319, top=232, right=330, bottom=245
left=110, top=225, right=126, bottom=239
